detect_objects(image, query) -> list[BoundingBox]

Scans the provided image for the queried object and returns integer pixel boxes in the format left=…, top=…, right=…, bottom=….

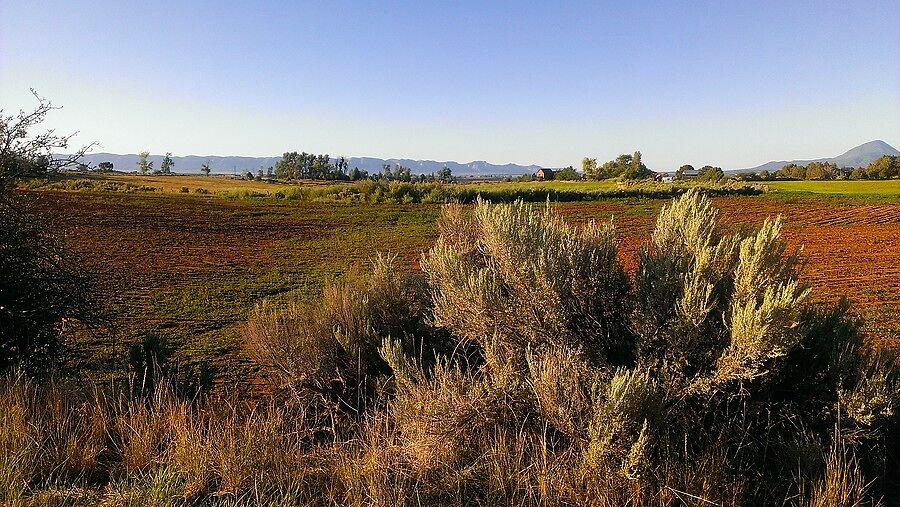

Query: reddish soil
left=26, top=190, right=900, bottom=370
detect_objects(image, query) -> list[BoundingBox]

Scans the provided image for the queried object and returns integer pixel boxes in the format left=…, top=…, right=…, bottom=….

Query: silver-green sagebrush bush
left=243, top=189, right=896, bottom=504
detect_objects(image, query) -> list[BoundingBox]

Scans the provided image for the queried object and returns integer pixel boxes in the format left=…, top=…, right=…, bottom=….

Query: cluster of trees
left=546, top=166, right=579, bottom=181
left=380, top=163, right=411, bottom=182
left=850, top=155, right=900, bottom=180
left=378, top=164, right=454, bottom=183
left=769, top=156, right=900, bottom=181
left=137, top=151, right=175, bottom=175
left=74, top=161, right=115, bottom=172
left=582, top=151, right=651, bottom=180
left=274, top=152, right=346, bottom=180
left=775, top=161, right=838, bottom=180
left=272, top=152, right=454, bottom=183
left=675, top=164, right=724, bottom=181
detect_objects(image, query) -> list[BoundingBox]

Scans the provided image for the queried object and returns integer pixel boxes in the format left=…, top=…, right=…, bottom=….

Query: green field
left=763, top=179, right=900, bottom=198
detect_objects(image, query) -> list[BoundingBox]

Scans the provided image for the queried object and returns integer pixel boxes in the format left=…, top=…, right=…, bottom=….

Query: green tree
left=623, top=151, right=646, bottom=179
left=200, top=162, right=211, bottom=176
left=697, top=165, right=724, bottom=182
left=138, top=151, right=150, bottom=175
left=555, top=166, right=578, bottom=180
left=676, top=164, right=694, bottom=179
left=276, top=152, right=300, bottom=179
left=804, top=161, right=836, bottom=180
left=865, top=155, right=899, bottom=179
left=97, top=161, right=114, bottom=172
left=335, top=157, right=349, bottom=178
left=776, top=163, right=805, bottom=180
left=384, top=164, right=411, bottom=182
left=436, top=166, right=453, bottom=183
left=160, top=152, right=174, bottom=174
left=585, top=152, right=650, bottom=180
left=582, top=158, right=599, bottom=179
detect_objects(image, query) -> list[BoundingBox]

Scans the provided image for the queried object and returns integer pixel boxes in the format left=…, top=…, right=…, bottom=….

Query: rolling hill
left=736, top=140, right=899, bottom=174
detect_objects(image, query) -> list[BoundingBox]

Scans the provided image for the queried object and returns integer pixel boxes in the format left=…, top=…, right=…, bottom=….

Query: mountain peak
left=740, top=140, right=898, bottom=173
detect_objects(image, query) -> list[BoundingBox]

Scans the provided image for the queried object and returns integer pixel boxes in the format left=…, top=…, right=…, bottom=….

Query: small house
left=655, top=172, right=675, bottom=183
left=679, top=169, right=700, bottom=180
left=536, top=168, right=554, bottom=180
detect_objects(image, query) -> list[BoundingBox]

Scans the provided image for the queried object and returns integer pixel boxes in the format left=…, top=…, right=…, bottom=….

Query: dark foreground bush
left=2, top=190, right=896, bottom=506
left=0, top=194, right=103, bottom=375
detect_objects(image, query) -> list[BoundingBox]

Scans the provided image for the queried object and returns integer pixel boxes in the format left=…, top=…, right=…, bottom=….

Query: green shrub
left=246, top=254, right=449, bottom=417
left=257, top=190, right=896, bottom=503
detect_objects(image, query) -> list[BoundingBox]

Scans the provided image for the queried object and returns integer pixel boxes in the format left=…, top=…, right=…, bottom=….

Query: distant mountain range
left=66, top=153, right=542, bottom=176
left=734, top=140, right=899, bottom=174
left=62, top=140, right=899, bottom=177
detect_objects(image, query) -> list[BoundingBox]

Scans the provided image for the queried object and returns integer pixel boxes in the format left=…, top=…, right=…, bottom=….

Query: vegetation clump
left=582, top=151, right=653, bottom=180
left=758, top=156, right=900, bottom=181
left=1, top=92, right=102, bottom=375
left=230, top=179, right=765, bottom=204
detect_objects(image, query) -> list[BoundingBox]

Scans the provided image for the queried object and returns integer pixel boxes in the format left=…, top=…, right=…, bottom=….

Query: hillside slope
left=738, top=140, right=899, bottom=173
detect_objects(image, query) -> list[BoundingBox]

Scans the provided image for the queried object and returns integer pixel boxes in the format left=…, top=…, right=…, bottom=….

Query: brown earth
left=25, top=190, right=900, bottom=380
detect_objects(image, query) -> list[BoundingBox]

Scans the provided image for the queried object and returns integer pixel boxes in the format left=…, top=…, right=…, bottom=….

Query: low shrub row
left=227, top=180, right=767, bottom=204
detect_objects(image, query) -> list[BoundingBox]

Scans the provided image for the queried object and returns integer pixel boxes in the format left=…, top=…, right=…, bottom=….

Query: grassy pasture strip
left=763, top=179, right=900, bottom=200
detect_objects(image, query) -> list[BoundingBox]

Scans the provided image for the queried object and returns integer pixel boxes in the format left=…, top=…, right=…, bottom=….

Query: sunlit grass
left=764, top=179, right=900, bottom=198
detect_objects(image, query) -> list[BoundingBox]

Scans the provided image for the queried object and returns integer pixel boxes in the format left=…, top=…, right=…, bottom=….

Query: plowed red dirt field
left=27, top=189, right=899, bottom=382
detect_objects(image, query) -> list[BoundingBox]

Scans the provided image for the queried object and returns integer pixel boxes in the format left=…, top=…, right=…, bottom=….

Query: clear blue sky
left=2, top=0, right=898, bottom=169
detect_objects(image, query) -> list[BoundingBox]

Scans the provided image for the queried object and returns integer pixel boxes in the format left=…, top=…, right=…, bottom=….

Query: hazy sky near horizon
left=2, top=1, right=898, bottom=169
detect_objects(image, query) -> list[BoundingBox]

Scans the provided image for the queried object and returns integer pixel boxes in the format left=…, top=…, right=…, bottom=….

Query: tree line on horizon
left=44, top=145, right=900, bottom=185
left=761, top=155, right=900, bottom=181
left=271, top=151, right=455, bottom=183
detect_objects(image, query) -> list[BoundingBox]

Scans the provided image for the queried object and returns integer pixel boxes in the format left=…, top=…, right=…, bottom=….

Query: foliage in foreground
left=2, top=191, right=897, bottom=506
left=1, top=92, right=102, bottom=374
